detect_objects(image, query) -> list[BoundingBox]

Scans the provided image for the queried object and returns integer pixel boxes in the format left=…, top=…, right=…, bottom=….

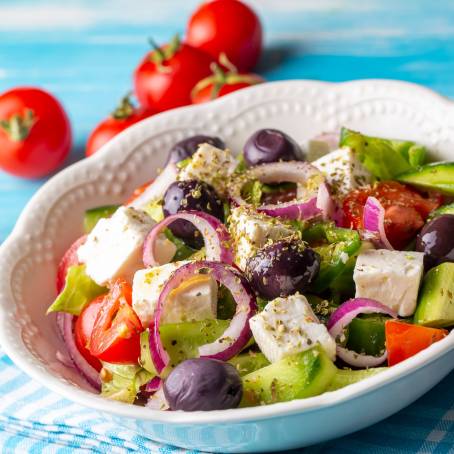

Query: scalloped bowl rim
left=0, top=79, right=452, bottom=426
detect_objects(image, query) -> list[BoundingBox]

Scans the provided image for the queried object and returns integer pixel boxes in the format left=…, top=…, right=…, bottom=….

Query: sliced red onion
left=56, top=350, right=74, bottom=369
left=127, top=163, right=178, bottom=209
left=146, top=386, right=169, bottom=410
left=57, top=313, right=101, bottom=391
left=150, top=261, right=257, bottom=374
left=143, top=211, right=233, bottom=267
left=144, top=376, right=162, bottom=393
left=327, top=298, right=397, bottom=368
left=362, top=196, right=394, bottom=250
left=230, top=161, right=332, bottom=221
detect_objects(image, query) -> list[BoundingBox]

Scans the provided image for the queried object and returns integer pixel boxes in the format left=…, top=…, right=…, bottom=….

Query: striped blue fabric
left=0, top=350, right=452, bottom=453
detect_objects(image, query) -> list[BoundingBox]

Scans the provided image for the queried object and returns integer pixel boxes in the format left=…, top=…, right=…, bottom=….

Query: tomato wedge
left=124, top=180, right=154, bottom=205
left=89, top=280, right=142, bottom=364
left=343, top=181, right=442, bottom=249
left=385, top=320, right=448, bottom=366
left=75, top=296, right=105, bottom=371
left=56, top=235, right=87, bottom=294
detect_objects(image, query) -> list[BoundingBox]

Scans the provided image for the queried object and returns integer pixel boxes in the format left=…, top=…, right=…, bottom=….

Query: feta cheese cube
left=353, top=249, right=425, bottom=317
left=132, top=261, right=217, bottom=326
left=228, top=207, right=297, bottom=270
left=313, top=147, right=371, bottom=197
left=178, top=143, right=236, bottom=196
left=249, top=294, right=336, bottom=363
left=77, top=206, right=154, bottom=286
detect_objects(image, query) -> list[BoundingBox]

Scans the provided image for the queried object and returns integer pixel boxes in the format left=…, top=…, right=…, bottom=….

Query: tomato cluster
left=0, top=1, right=263, bottom=177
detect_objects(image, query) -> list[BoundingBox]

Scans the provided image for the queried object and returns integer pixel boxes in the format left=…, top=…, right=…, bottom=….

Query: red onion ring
left=57, top=313, right=101, bottom=391
left=143, top=211, right=233, bottom=267
left=362, top=197, right=394, bottom=250
left=127, top=163, right=178, bottom=209
left=327, top=298, right=397, bottom=367
left=229, top=161, right=332, bottom=221
left=149, top=261, right=257, bottom=374
left=144, top=376, right=162, bottom=393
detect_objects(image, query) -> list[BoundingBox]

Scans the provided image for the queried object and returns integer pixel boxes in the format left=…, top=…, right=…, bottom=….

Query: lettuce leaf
left=340, top=128, right=426, bottom=180
left=101, top=363, right=153, bottom=404
left=47, top=265, right=107, bottom=316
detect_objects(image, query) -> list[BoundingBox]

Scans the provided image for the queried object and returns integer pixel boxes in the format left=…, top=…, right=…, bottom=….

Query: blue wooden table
left=1, top=1, right=454, bottom=452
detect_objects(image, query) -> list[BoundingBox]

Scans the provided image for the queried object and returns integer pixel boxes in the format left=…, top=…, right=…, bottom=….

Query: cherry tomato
left=86, top=95, right=153, bottom=157
left=74, top=296, right=105, bottom=371
left=0, top=87, right=72, bottom=178
left=56, top=235, right=87, bottom=294
left=186, top=0, right=263, bottom=72
left=89, top=280, right=142, bottom=364
left=385, top=320, right=448, bottom=366
left=343, top=181, right=442, bottom=249
left=134, top=35, right=214, bottom=112
left=191, top=54, right=263, bottom=104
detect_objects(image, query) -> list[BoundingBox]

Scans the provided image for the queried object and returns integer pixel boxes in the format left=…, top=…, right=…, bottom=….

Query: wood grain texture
left=0, top=0, right=454, bottom=242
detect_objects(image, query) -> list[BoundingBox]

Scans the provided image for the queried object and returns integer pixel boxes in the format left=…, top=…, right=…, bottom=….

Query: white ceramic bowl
left=0, top=80, right=453, bottom=453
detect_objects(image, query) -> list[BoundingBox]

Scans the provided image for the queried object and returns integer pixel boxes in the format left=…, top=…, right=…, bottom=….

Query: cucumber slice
left=327, top=367, right=387, bottom=392
left=229, top=352, right=270, bottom=377
left=241, top=347, right=336, bottom=406
left=428, top=202, right=454, bottom=221
left=414, top=262, right=454, bottom=328
left=84, top=205, right=119, bottom=233
left=140, top=319, right=230, bottom=372
left=396, top=162, right=454, bottom=195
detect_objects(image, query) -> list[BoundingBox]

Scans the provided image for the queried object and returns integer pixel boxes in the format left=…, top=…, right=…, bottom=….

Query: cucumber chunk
left=241, top=347, right=336, bottom=406
left=140, top=319, right=230, bottom=373
left=396, top=162, right=454, bottom=195
left=428, top=202, right=454, bottom=221
left=84, top=204, right=119, bottom=233
left=229, top=352, right=270, bottom=377
left=327, top=367, right=387, bottom=392
left=414, top=262, right=454, bottom=328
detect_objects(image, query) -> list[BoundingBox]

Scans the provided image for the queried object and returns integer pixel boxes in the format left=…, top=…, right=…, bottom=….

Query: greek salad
left=48, top=128, right=454, bottom=411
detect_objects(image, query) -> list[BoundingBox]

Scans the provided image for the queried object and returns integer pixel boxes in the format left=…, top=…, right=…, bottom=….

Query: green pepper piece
left=344, top=314, right=390, bottom=357
left=302, top=222, right=361, bottom=293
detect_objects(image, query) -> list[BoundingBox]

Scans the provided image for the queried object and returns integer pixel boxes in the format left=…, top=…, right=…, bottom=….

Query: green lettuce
left=47, top=265, right=107, bottom=316
left=340, top=127, right=426, bottom=180
left=101, top=363, right=153, bottom=404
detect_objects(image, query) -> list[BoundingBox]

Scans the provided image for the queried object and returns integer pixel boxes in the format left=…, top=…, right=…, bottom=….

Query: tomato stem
left=148, top=34, right=181, bottom=74
left=111, top=93, right=135, bottom=120
left=0, top=109, right=36, bottom=142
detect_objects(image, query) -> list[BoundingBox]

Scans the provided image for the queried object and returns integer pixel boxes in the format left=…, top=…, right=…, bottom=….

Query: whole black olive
left=416, top=214, right=454, bottom=269
left=163, top=180, right=224, bottom=248
left=167, top=135, right=225, bottom=164
left=243, top=129, right=303, bottom=167
left=245, top=240, right=320, bottom=300
left=163, top=358, right=243, bottom=411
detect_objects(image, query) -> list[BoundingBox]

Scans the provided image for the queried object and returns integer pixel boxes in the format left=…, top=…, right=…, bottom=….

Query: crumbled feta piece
left=178, top=143, right=236, bottom=196
left=353, top=249, right=425, bottom=317
left=228, top=206, right=297, bottom=270
left=249, top=294, right=336, bottom=363
left=132, top=261, right=217, bottom=326
left=313, top=147, right=371, bottom=197
left=77, top=206, right=154, bottom=286
left=304, top=131, right=340, bottom=162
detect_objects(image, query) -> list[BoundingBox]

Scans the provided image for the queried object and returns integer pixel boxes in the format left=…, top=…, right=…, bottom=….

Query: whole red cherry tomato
left=0, top=87, right=72, bottom=178
left=134, top=35, right=214, bottom=112
left=191, top=54, right=263, bottom=104
left=75, top=296, right=105, bottom=371
left=343, top=181, right=442, bottom=249
left=86, top=95, right=153, bottom=157
left=186, top=0, right=263, bottom=72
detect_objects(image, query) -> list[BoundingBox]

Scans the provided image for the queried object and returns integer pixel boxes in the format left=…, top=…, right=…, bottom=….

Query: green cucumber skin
left=229, top=352, right=270, bottom=377
left=345, top=314, right=389, bottom=357
left=428, top=202, right=454, bottom=221
left=396, top=162, right=454, bottom=195
left=414, top=262, right=454, bottom=328
left=84, top=204, right=120, bottom=233
left=241, top=347, right=336, bottom=406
